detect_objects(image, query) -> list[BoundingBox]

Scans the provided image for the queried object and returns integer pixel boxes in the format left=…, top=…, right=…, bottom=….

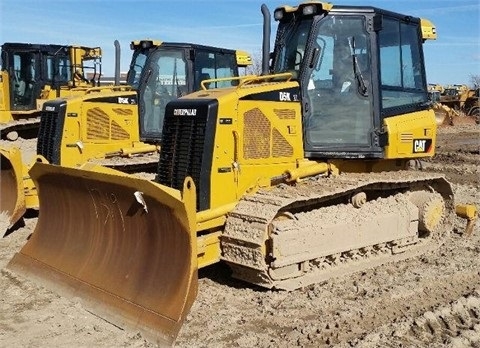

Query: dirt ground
left=0, top=123, right=479, bottom=347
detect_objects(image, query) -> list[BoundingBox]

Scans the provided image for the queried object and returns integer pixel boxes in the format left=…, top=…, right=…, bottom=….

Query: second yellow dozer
left=8, top=2, right=473, bottom=346
left=35, top=41, right=252, bottom=172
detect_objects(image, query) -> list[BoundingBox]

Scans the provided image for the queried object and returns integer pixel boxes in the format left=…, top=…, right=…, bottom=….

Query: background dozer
left=8, top=2, right=467, bottom=346
left=0, top=42, right=102, bottom=140
left=35, top=40, right=252, bottom=172
left=0, top=40, right=251, bottom=234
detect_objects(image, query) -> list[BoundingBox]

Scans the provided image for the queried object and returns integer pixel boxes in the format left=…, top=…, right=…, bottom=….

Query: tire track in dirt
left=357, top=289, right=480, bottom=347
left=177, top=224, right=480, bottom=347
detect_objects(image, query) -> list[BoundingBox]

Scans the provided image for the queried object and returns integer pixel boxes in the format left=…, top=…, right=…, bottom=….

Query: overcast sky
left=1, top=0, right=479, bottom=85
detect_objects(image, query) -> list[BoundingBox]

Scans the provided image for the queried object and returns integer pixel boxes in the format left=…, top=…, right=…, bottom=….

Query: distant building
left=86, top=72, right=128, bottom=85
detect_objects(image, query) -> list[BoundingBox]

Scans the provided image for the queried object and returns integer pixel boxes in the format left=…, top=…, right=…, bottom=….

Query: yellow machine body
left=39, top=86, right=142, bottom=167
left=0, top=146, right=26, bottom=230
left=7, top=2, right=462, bottom=346
left=35, top=40, right=251, bottom=169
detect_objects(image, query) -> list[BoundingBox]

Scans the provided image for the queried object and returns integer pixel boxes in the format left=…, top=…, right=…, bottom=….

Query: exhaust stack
left=114, top=40, right=121, bottom=86
left=261, top=4, right=271, bottom=75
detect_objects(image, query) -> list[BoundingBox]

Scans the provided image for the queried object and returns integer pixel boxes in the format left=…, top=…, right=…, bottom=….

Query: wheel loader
left=430, top=84, right=480, bottom=126
left=8, top=2, right=474, bottom=346
left=428, top=88, right=462, bottom=126
left=0, top=40, right=251, bottom=233
left=0, top=42, right=102, bottom=140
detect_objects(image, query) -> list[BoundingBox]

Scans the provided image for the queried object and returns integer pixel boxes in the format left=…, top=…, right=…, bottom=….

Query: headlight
left=141, top=40, right=153, bottom=49
left=302, top=5, right=316, bottom=16
left=274, top=9, right=284, bottom=20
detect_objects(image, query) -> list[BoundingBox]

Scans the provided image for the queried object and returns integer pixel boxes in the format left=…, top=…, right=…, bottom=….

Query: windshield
left=273, top=18, right=313, bottom=77
left=126, top=50, right=148, bottom=89
left=139, top=48, right=187, bottom=140
left=304, top=15, right=373, bottom=149
left=46, top=54, right=71, bottom=84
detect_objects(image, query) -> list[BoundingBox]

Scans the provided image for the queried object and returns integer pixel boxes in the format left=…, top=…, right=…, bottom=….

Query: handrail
left=237, top=72, right=293, bottom=88
left=84, top=85, right=134, bottom=94
left=200, top=72, right=294, bottom=91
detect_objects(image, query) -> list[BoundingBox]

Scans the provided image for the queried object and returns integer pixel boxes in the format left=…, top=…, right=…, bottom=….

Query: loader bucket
left=434, top=108, right=450, bottom=126
left=8, top=162, right=198, bottom=346
left=0, top=146, right=26, bottom=231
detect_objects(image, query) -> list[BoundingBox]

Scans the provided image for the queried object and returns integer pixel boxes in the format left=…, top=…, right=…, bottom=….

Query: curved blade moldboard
left=8, top=162, right=198, bottom=346
left=0, top=147, right=26, bottom=230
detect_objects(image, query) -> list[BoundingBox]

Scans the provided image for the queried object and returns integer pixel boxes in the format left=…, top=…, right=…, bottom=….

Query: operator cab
left=1, top=43, right=66, bottom=110
left=1, top=43, right=101, bottom=112
left=129, top=41, right=246, bottom=142
left=271, top=4, right=431, bottom=159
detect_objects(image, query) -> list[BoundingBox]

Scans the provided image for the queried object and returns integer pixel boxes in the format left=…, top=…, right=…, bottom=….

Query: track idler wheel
left=408, top=191, right=446, bottom=236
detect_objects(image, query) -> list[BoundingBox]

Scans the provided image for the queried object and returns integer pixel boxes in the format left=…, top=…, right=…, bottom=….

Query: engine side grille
left=86, top=107, right=110, bottom=140
left=157, top=99, right=218, bottom=211
left=85, top=107, right=131, bottom=141
left=243, top=107, right=271, bottom=159
left=272, top=127, right=293, bottom=158
left=111, top=120, right=130, bottom=140
left=37, top=101, right=66, bottom=164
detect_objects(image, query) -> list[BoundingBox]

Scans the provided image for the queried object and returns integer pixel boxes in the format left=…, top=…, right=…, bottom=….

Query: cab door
left=302, top=15, right=378, bottom=158
left=10, top=50, right=41, bottom=111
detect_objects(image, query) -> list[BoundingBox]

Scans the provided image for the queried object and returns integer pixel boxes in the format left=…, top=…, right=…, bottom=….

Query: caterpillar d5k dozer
left=8, top=2, right=462, bottom=346
left=0, top=42, right=102, bottom=141
left=36, top=40, right=252, bottom=173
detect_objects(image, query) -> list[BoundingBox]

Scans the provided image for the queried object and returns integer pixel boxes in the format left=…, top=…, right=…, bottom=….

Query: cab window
left=195, top=51, right=238, bottom=89
left=379, top=18, right=427, bottom=113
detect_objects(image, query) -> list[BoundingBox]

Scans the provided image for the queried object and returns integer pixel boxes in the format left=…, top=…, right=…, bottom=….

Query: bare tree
left=469, top=74, right=480, bottom=88
left=243, top=50, right=263, bottom=76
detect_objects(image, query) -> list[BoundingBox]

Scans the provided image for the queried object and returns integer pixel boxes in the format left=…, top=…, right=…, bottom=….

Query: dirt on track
left=0, top=124, right=479, bottom=347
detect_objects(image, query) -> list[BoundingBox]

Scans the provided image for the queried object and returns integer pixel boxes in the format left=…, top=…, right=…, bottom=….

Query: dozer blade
left=8, top=162, right=198, bottom=346
left=0, top=146, right=26, bottom=232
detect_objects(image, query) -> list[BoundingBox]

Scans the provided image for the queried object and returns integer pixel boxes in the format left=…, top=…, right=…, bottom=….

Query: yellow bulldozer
left=0, top=40, right=251, bottom=232
left=429, top=83, right=480, bottom=125
left=7, top=2, right=477, bottom=346
left=440, top=84, right=469, bottom=109
left=35, top=40, right=252, bottom=171
left=0, top=42, right=102, bottom=140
